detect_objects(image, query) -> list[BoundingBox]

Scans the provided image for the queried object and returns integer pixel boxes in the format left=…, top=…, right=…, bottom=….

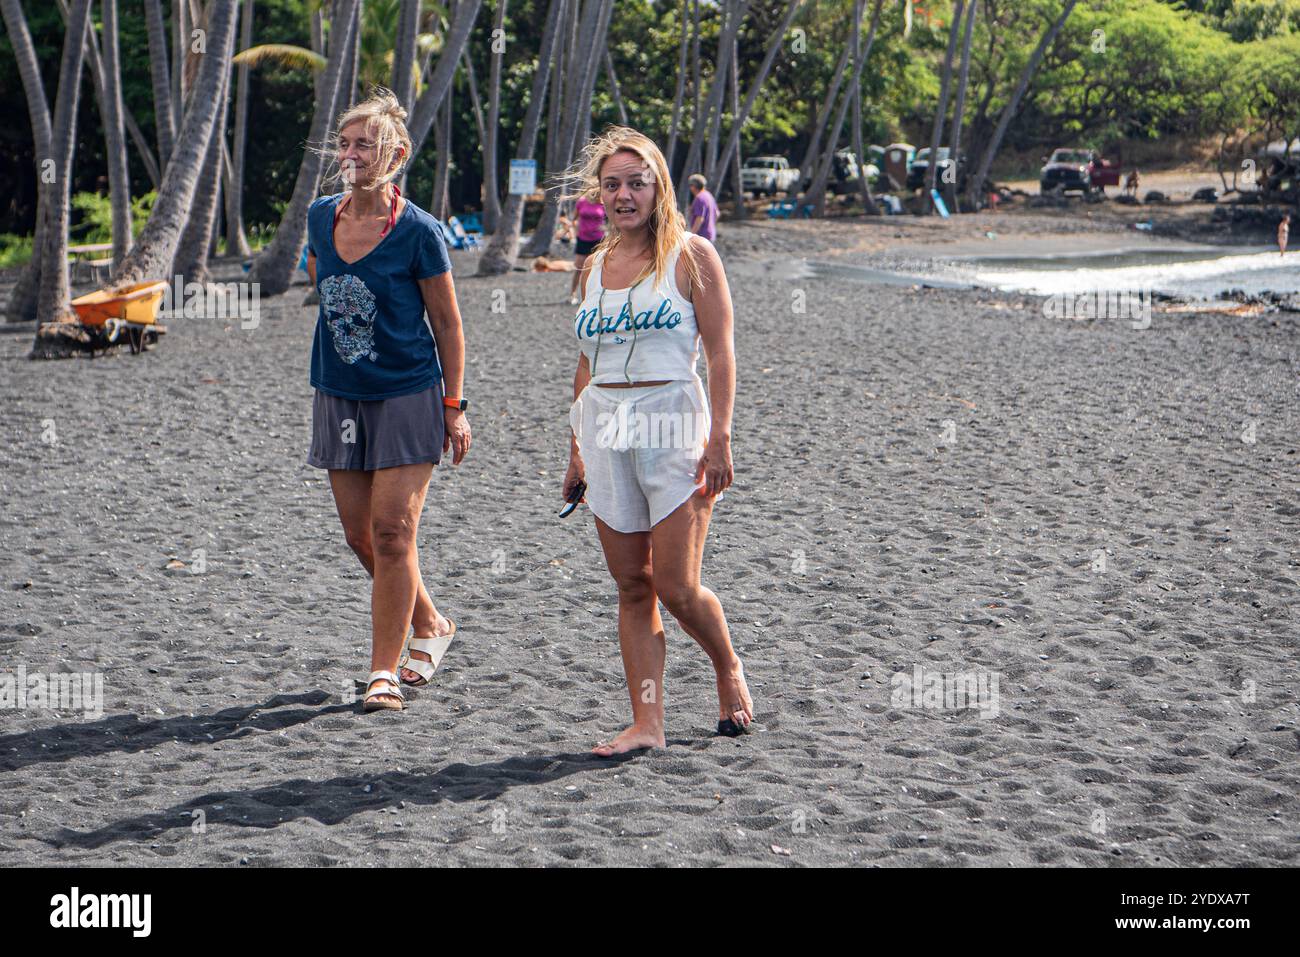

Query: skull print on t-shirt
left=320, top=273, right=378, bottom=365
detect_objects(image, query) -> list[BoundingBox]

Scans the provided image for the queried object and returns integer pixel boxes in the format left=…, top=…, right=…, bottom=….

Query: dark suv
left=1040, top=149, right=1121, bottom=195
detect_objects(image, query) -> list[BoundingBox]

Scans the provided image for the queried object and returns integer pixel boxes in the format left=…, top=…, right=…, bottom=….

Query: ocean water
left=804, top=246, right=1298, bottom=300
left=961, top=246, right=1297, bottom=299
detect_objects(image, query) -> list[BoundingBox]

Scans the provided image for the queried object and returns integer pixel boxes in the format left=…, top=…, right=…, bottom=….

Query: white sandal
left=399, top=620, right=456, bottom=686
left=363, top=670, right=406, bottom=712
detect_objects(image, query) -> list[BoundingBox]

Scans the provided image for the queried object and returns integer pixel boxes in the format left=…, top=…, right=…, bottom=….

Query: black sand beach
left=2, top=213, right=1297, bottom=866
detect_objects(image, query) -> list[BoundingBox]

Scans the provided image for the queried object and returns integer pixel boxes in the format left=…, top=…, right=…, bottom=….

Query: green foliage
left=0, top=234, right=34, bottom=269
left=68, top=190, right=157, bottom=243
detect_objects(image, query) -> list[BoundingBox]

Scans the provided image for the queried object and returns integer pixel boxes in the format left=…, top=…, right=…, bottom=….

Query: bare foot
left=400, top=612, right=454, bottom=685
left=716, top=656, right=754, bottom=731
left=591, top=723, right=665, bottom=757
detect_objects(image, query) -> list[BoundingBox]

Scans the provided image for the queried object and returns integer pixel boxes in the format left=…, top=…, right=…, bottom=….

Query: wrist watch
left=443, top=396, right=468, bottom=411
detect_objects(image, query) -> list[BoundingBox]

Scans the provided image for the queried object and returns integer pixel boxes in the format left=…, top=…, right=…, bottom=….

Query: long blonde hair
left=560, top=126, right=703, bottom=294
left=320, top=86, right=412, bottom=193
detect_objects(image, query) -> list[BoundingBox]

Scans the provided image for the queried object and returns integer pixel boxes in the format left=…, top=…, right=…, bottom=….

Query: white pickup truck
left=740, top=156, right=800, bottom=196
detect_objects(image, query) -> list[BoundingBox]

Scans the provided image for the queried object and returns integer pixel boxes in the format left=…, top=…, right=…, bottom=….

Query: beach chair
left=448, top=216, right=481, bottom=249
left=767, top=200, right=796, bottom=219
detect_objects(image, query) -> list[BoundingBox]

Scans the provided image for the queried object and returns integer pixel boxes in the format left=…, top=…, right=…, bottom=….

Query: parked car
left=907, top=147, right=966, bottom=191
left=740, top=155, right=800, bottom=196
left=1039, top=149, right=1121, bottom=195
left=810, top=150, right=881, bottom=194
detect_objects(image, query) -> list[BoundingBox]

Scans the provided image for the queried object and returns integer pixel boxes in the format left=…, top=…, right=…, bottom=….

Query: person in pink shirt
left=570, top=194, right=607, bottom=303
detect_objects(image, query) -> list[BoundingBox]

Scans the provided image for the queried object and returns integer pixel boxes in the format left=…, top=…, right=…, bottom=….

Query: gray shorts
left=307, top=385, right=444, bottom=471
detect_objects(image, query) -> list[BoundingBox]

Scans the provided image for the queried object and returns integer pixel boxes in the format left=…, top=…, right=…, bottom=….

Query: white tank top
left=573, top=242, right=700, bottom=384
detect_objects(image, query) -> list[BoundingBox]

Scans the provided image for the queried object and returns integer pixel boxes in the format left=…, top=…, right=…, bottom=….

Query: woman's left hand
left=444, top=409, right=471, bottom=465
left=695, top=434, right=733, bottom=498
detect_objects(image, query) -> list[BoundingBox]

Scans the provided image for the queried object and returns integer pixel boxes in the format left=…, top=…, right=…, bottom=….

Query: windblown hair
left=558, top=125, right=703, bottom=293
left=320, top=86, right=412, bottom=193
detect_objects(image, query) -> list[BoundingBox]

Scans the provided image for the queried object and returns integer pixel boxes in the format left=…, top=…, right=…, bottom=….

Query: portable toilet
left=883, top=143, right=915, bottom=192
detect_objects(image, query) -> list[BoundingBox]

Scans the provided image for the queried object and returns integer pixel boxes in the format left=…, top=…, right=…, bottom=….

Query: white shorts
left=569, top=378, right=720, bottom=533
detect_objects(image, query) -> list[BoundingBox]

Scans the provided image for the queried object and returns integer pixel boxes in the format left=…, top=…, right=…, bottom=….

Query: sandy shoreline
left=1, top=213, right=1297, bottom=866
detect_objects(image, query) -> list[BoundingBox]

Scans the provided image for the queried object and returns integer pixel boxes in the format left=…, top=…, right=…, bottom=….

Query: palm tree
left=112, top=0, right=241, bottom=287
left=98, top=0, right=132, bottom=270
left=793, top=2, right=857, bottom=201
left=665, top=0, right=689, bottom=174
left=225, top=0, right=255, bottom=259
left=677, top=0, right=747, bottom=211
left=28, top=0, right=92, bottom=355
left=807, top=0, right=882, bottom=216
left=247, top=0, right=359, bottom=296
left=524, top=0, right=614, bottom=259
left=174, top=20, right=234, bottom=285
left=706, top=0, right=803, bottom=194
left=407, top=0, right=482, bottom=161
left=391, top=0, right=421, bottom=107
left=145, top=0, right=175, bottom=170
left=482, top=0, right=507, bottom=231
left=476, top=0, right=568, bottom=276
left=1, top=0, right=57, bottom=325
left=945, top=0, right=977, bottom=213
left=924, top=0, right=965, bottom=212
left=966, top=0, right=1079, bottom=207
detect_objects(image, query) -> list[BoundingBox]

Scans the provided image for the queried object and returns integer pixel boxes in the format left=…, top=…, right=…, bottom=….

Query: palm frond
left=232, top=44, right=328, bottom=72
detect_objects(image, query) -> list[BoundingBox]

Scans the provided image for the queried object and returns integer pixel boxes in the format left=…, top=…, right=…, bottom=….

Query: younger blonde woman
left=304, top=88, right=472, bottom=713
left=562, top=127, right=753, bottom=754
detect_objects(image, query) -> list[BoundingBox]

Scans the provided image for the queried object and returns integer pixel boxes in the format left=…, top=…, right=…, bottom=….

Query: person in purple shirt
left=688, top=174, right=719, bottom=242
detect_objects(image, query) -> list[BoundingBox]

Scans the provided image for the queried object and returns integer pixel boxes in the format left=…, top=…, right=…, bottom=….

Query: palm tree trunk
left=808, top=0, right=881, bottom=216
left=246, top=0, right=357, bottom=296
left=31, top=0, right=92, bottom=353
left=945, top=0, right=977, bottom=213
left=310, top=2, right=326, bottom=102
left=966, top=0, right=1078, bottom=207
left=703, top=0, right=742, bottom=182
left=706, top=0, right=801, bottom=190
left=408, top=0, right=483, bottom=160
left=99, top=0, right=133, bottom=271
left=665, top=0, right=688, bottom=174
left=1, top=0, right=54, bottom=324
left=124, top=105, right=162, bottom=189
left=173, top=36, right=233, bottom=284
left=604, top=50, right=627, bottom=126
left=114, top=0, right=240, bottom=287
left=462, top=48, right=487, bottom=151
left=794, top=4, right=856, bottom=198
left=173, top=0, right=188, bottom=130
left=392, top=0, right=421, bottom=109
left=522, top=0, right=612, bottom=259
left=726, top=32, right=745, bottom=217
left=850, top=3, right=878, bottom=216
left=476, top=0, right=567, bottom=276
left=687, top=0, right=700, bottom=181
left=924, top=0, right=964, bottom=212
left=483, top=0, right=507, bottom=231
left=145, top=0, right=175, bottom=171
left=343, top=0, right=362, bottom=109
left=677, top=0, right=746, bottom=211
left=225, top=0, right=254, bottom=259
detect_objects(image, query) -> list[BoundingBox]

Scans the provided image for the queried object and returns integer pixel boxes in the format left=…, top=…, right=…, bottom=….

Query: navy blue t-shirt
left=307, top=192, right=452, bottom=400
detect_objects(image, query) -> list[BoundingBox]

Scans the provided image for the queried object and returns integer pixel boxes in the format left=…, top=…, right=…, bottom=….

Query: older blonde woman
left=562, top=127, right=753, bottom=754
left=304, top=88, right=471, bottom=713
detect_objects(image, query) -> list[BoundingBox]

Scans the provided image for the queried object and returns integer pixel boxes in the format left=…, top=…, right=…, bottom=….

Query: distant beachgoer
left=1279, top=212, right=1290, bottom=256
left=304, top=88, right=472, bottom=713
left=569, top=194, right=606, bottom=304
left=563, top=126, right=752, bottom=754
left=688, top=174, right=719, bottom=242
left=1124, top=169, right=1140, bottom=198
left=557, top=210, right=575, bottom=245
